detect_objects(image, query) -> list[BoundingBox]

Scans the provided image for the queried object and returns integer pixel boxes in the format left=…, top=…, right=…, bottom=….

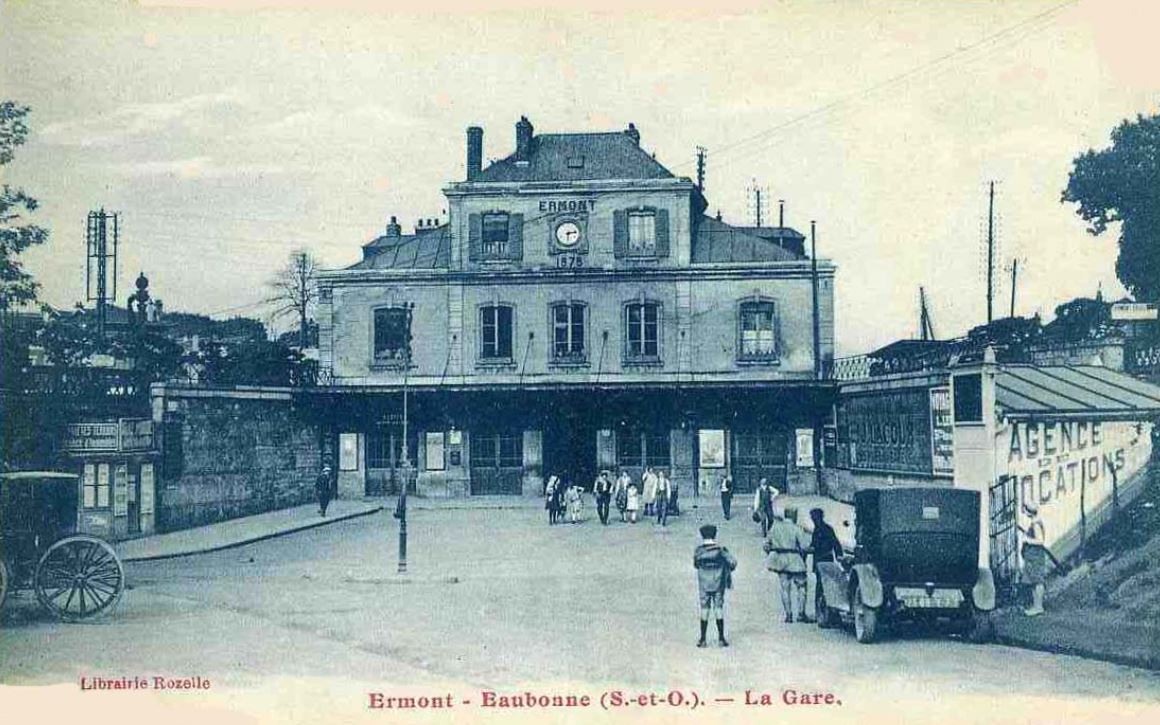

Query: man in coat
left=315, top=464, right=334, bottom=517
left=593, top=471, right=614, bottom=525
left=693, top=524, right=738, bottom=647
left=654, top=470, right=673, bottom=526
left=764, top=508, right=813, bottom=623
left=809, top=507, right=845, bottom=617
left=642, top=467, right=658, bottom=516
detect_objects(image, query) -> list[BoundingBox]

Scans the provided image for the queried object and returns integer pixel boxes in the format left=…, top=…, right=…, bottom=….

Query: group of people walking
left=545, top=467, right=679, bottom=526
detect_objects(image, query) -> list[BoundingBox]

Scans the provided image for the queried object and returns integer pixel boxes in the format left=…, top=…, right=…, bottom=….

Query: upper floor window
left=625, top=301, right=660, bottom=360
left=738, top=300, right=777, bottom=362
left=469, top=212, right=524, bottom=261
left=627, top=211, right=656, bottom=255
left=480, top=305, right=514, bottom=360
left=373, top=306, right=411, bottom=364
left=551, top=302, right=586, bottom=362
left=614, top=207, right=670, bottom=258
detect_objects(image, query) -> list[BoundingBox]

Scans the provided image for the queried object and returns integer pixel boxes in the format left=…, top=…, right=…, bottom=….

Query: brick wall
left=152, top=385, right=321, bottom=532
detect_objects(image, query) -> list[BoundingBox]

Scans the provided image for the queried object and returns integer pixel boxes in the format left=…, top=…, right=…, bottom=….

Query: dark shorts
left=699, top=590, right=725, bottom=609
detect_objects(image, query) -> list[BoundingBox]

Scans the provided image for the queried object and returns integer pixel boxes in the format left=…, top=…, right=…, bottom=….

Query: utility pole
left=810, top=221, right=821, bottom=379
left=695, top=146, right=707, bottom=193
left=919, top=287, right=936, bottom=341
left=393, top=301, right=415, bottom=575
left=86, top=209, right=119, bottom=342
left=755, top=187, right=763, bottom=227
left=986, top=181, right=996, bottom=324
left=1009, top=258, right=1019, bottom=318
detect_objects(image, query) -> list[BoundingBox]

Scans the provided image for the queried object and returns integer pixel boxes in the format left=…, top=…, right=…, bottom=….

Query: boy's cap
left=699, top=524, right=717, bottom=539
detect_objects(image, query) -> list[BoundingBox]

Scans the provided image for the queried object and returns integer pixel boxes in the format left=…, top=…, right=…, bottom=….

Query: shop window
left=551, top=302, right=587, bottom=362
left=738, top=300, right=778, bottom=362
left=617, top=429, right=671, bottom=469
left=373, top=306, right=411, bottom=364
left=83, top=463, right=110, bottom=509
left=480, top=305, right=514, bottom=360
left=625, top=301, right=661, bottom=361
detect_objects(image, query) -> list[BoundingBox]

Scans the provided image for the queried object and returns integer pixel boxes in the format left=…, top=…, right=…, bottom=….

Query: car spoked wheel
left=852, top=584, right=879, bottom=643
left=34, top=536, right=125, bottom=622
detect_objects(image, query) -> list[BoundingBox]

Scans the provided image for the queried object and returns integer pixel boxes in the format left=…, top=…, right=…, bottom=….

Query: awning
left=996, top=365, right=1160, bottom=420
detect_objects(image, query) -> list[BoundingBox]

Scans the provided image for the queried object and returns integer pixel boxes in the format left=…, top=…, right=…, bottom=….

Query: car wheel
left=853, top=584, right=879, bottom=644
left=816, top=588, right=839, bottom=629
left=968, top=610, right=994, bottom=644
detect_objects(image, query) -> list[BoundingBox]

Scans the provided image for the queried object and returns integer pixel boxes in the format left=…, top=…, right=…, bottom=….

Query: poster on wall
left=426, top=431, right=446, bottom=471
left=113, top=463, right=129, bottom=516
left=338, top=433, right=359, bottom=471
left=795, top=429, right=815, bottom=468
left=929, top=386, right=954, bottom=476
left=838, top=389, right=934, bottom=474
left=698, top=429, right=726, bottom=468
left=140, top=463, right=155, bottom=516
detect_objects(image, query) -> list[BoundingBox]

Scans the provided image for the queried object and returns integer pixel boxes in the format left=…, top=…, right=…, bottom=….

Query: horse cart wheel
left=34, top=536, right=124, bottom=622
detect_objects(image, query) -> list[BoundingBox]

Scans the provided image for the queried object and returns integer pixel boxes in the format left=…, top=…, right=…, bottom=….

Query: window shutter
left=508, top=213, right=523, bottom=260
left=655, top=208, right=670, bottom=257
left=468, top=213, right=482, bottom=261
left=613, top=210, right=628, bottom=257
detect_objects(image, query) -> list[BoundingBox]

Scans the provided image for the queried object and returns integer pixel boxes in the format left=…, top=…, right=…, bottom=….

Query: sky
left=2, top=0, right=1158, bottom=354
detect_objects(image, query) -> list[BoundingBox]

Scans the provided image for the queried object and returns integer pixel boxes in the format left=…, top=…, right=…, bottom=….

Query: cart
left=0, top=471, right=125, bottom=622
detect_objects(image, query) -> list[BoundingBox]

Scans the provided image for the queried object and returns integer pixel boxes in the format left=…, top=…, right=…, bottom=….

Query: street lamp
left=393, top=302, right=414, bottom=575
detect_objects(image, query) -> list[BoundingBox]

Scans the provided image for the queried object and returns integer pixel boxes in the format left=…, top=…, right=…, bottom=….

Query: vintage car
left=815, top=487, right=995, bottom=643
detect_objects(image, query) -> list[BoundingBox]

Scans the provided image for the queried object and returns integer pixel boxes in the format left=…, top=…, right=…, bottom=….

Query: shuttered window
left=469, top=212, right=524, bottom=261
left=614, top=207, right=669, bottom=258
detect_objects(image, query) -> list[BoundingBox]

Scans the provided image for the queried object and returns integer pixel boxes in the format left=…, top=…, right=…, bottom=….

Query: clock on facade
left=554, top=221, right=582, bottom=248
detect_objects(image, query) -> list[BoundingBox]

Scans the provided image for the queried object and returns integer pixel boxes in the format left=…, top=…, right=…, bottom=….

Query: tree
left=267, top=250, right=318, bottom=349
left=1062, top=113, right=1160, bottom=302
left=0, top=101, right=49, bottom=312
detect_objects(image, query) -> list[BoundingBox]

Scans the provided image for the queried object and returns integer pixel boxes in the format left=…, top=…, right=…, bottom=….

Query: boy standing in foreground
left=694, top=524, right=738, bottom=647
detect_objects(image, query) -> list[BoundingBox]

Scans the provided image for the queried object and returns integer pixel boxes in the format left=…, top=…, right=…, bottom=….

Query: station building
left=313, top=117, right=836, bottom=499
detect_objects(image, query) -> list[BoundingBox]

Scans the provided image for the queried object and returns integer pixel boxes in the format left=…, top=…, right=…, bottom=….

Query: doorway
left=543, top=421, right=597, bottom=492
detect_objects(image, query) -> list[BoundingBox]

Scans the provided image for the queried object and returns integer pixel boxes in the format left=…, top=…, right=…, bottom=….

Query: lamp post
left=393, top=302, right=414, bottom=575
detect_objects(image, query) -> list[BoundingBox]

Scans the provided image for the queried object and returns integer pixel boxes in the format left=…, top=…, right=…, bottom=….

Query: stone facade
left=151, top=384, right=322, bottom=532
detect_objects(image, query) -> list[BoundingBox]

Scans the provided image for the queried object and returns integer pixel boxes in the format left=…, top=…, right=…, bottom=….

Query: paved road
left=3, top=503, right=1159, bottom=722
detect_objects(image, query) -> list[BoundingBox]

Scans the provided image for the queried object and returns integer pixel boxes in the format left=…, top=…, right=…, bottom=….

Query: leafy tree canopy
left=1, top=101, right=49, bottom=311
left=1062, top=113, right=1160, bottom=301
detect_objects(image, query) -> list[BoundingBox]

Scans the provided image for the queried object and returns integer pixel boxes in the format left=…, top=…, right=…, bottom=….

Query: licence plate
left=895, top=587, right=963, bottom=609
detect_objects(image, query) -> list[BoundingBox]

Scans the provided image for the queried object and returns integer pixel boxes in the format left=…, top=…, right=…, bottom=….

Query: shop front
left=62, top=419, right=160, bottom=541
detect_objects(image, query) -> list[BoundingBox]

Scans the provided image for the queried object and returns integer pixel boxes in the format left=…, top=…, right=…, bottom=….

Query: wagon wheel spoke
left=62, top=583, right=78, bottom=613
left=81, top=582, right=112, bottom=610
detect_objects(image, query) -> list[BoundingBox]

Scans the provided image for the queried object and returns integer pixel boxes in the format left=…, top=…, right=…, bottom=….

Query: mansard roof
left=474, top=132, right=675, bottom=183
left=349, top=225, right=451, bottom=270
left=691, top=215, right=806, bottom=263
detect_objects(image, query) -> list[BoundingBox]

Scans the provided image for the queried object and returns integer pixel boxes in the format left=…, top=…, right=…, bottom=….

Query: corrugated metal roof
left=474, top=132, right=674, bottom=183
left=691, top=215, right=805, bottom=263
left=996, top=364, right=1160, bottom=418
left=348, top=227, right=450, bottom=270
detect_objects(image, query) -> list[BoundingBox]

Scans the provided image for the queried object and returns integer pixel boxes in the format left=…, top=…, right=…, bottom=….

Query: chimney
left=625, top=122, right=640, bottom=145
left=386, top=215, right=401, bottom=237
left=515, top=116, right=534, bottom=159
left=466, top=126, right=483, bottom=180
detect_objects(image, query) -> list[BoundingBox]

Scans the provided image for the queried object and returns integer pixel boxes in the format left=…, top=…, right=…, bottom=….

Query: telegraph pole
left=1009, top=258, right=1019, bottom=318
left=810, top=221, right=821, bottom=379
left=695, top=146, right=707, bottom=193
left=986, top=181, right=996, bottom=324
left=86, top=209, right=119, bottom=341
left=394, top=301, right=415, bottom=575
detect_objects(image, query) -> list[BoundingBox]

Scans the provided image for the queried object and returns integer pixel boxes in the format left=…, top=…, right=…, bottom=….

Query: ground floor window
left=83, top=463, right=110, bottom=509
left=616, top=429, right=671, bottom=469
left=471, top=432, right=523, bottom=469
left=366, top=427, right=416, bottom=469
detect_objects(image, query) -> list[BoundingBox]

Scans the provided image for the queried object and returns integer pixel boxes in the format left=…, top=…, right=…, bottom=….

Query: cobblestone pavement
left=3, top=503, right=1159, bottom=722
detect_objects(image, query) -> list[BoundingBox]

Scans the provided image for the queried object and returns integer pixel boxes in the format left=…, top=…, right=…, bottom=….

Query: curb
left=994, top=630, right=1160, bottom=672
left=121, top=506, right=385, bottom=563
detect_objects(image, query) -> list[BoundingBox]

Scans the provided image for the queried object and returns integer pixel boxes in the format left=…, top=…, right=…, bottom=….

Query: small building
left=314, top=116, right=837, bottom=499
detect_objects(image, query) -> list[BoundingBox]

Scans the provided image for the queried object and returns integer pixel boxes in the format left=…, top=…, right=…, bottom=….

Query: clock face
left=555, top=221, right=582, bottom=247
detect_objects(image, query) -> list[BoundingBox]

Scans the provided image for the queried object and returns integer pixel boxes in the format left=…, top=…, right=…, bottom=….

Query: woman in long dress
left=545, top=475, right=560, bottom=525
